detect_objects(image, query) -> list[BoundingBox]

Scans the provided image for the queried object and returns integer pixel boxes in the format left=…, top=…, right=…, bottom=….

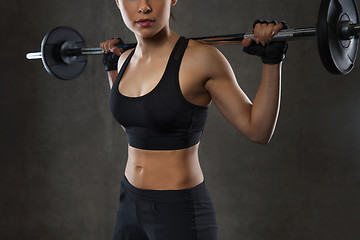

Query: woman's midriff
left=124, top=143, right=204, bottom=190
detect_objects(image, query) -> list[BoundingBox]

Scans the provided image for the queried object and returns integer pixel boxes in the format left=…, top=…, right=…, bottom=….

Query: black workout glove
left=102, top=38, right=124, bottom=71
left=243, top=20, right=288, bottom=65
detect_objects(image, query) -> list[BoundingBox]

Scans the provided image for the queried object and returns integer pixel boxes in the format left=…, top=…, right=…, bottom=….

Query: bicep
left=204, top=49, right=253, bottom=134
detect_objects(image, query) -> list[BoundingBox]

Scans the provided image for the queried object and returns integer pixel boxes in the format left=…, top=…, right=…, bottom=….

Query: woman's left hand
left=241, top=20, right=285, bottom=47
left=241, top=20, right=288, bottom=65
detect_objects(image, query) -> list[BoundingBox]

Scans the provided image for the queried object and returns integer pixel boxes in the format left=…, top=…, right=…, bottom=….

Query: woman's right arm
left=106, top=70, right=119, bottom=89
left=99, top=38, right=124, bottom=88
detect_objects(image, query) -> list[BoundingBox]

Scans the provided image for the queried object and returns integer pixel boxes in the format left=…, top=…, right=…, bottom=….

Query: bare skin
left=101, top=0, right=283, bottom=190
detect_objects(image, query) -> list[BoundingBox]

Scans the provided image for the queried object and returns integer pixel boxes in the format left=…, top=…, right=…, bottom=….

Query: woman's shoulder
left=186, top=39, right=221, bottom=58
left=117, top=48, right=134, bottom=69
left=184, top=39, right=231, bottom=73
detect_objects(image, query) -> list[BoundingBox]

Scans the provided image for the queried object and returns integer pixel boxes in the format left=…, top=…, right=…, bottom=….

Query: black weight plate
left=317, top=0, right=359, bottom=74
left=41, top=26, right=87, bottom=80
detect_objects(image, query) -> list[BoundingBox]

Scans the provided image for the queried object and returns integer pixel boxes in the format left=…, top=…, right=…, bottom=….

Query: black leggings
left=112, top=176, right=218, bottom=240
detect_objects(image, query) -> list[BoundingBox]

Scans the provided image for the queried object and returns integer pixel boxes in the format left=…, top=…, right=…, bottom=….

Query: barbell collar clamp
left=340, top=22, right=360, bottom=40
left=349, top=23, right=360, bottom=38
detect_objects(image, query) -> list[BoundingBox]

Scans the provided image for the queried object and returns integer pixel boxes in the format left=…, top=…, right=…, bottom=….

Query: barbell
left=26, top=0, right=359, bottom=80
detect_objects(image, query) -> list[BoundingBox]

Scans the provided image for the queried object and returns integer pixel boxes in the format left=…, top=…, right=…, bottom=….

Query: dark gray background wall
left=1, top=0, right=360, bottom=239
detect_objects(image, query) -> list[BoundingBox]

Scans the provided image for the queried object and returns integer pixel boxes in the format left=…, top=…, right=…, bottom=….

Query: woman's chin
left=134, top=26, right=170, bottom=40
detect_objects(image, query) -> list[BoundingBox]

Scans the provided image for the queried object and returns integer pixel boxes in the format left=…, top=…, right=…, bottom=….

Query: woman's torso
left=111, top=35, right=212, bottom=190
left=125, top=144, right=204, bottom=190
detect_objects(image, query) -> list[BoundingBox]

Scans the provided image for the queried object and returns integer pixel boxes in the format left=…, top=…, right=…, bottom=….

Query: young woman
left=100, top=0, right=287, bottom=239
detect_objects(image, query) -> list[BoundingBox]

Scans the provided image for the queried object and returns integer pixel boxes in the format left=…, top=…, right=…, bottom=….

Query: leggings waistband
left=121, top=175, right=207, bottom=202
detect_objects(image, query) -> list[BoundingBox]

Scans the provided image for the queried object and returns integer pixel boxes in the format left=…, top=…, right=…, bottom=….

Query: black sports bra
left=109, top=37, right=208, bottom=150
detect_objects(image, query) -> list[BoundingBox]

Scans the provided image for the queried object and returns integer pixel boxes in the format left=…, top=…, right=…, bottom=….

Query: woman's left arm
left=203, top=22, right=285, bottom=144
left=245, top=63, right=282, bottom=144
left=203, top=46, right=281, bottom=144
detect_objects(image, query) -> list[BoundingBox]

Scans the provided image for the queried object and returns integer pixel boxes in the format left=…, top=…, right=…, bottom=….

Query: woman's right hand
left=100, top=38, right=124, bottom=72
left=100, top=38, right=123, bottom=56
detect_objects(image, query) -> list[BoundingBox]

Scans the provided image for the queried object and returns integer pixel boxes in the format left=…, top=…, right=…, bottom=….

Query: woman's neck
left=134, top=27, right=179, bottom=58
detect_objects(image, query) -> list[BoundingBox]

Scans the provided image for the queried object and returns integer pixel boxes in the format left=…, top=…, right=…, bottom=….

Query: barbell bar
left=26, top=0, right=359, bottom=80
left=26, top=27, right=319, bottom=60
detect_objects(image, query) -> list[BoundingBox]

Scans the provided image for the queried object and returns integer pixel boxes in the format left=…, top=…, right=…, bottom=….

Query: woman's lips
left=136, top=19, right=155, bottom=27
